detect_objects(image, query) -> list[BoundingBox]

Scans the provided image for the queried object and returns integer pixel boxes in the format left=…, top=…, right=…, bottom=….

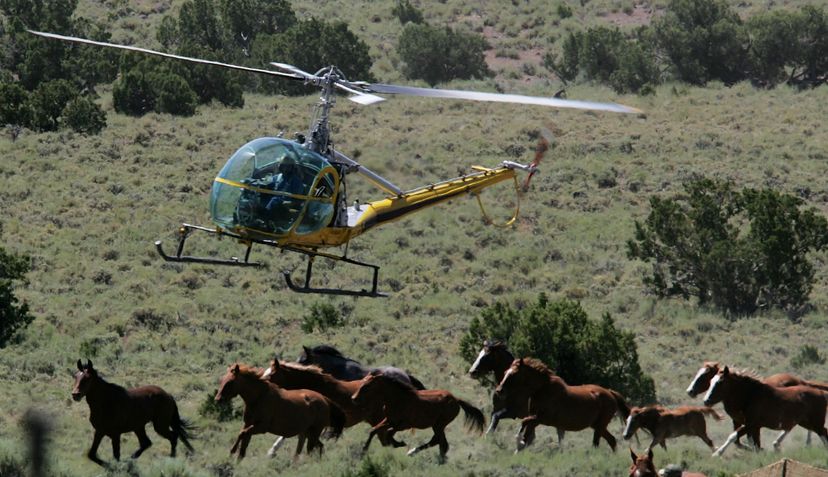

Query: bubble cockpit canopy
left=210, top=137, right=338, bottom=240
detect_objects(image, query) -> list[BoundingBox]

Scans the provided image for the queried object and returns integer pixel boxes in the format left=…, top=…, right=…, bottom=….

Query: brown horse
left=351, top=371, right=485, bottom=460
left=623, top=405, right=721, bottom=450
left=214, top=364, right=345, bottom=459
left=629, top=448, right=707, bottom=477
left=687, top=361, right=828, bottom=446
left=497, top=358, right=630, bottom=452
left=261, top=358, right=398, bottom=453
left=71, top=359, right=195, bottom=467
left=703, top=365, right=828, bottom=456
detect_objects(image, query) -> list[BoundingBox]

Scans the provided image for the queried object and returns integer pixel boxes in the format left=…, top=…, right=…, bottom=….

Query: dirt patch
left=602, top=4, right=657, bottom=27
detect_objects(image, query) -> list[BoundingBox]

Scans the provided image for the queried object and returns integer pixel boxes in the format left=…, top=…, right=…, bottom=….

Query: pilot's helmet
left=278, top=155, right=298, bottom=174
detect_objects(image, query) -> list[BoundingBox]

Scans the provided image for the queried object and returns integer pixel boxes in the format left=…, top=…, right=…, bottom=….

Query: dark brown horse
left=214, top=364, right=345, bottom=459
left=623, top=405, right=721, bottom=450
left=629, top=448, right=707, bottom=477
left=703, top=365, right=828, bottom=456
left=497, top=358, right=630, bottom=452
left=261, top=358, right=397, bottom=453
left=687, top=361, right=828, bottom=446
left=351, top=371, right=485, bottom=460
left=71, top=359, right=195, bottom=467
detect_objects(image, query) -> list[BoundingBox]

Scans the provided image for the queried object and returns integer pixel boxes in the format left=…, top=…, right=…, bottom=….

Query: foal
left=623, top=405, right=721, bottom=450
left=71, top=359, right=194, bottom=467
left=629, top=448, right=707, bottom=477
left=215, top=364, right=345, bottom=459
left=352, top=371, right=485, bottom=460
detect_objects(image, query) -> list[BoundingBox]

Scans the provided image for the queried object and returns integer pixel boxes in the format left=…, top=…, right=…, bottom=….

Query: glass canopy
left=210, top=137, right=338, bottom=238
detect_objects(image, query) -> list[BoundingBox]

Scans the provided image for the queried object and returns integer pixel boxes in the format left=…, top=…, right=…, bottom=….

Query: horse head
left=629, top=448, right=657, bottom=477
left=687, top=362, right=720, bottom=397
left=72, top=359, right=97, bottom=401
left=351, top=371, right=382, bottom=407
left=702, top=365, right=731, bottom=407
left=261, top=356, right=280, bottom=382
left=623, top=407, right=644, bottom=440
left=496, top=358, right=526, bottom=394
left=469, top=340, right=511, bottom=379
left=215, top=364, right=242, bottom=402
left=297, top=345, right=314, bottom=364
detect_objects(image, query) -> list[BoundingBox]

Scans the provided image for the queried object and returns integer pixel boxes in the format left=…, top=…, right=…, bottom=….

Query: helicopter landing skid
left=282, top=249, right=387, bottom=298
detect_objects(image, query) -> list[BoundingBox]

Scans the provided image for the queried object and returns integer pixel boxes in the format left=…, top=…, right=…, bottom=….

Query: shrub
left=653, top=0, right=747, bottom=85
left=459, top=294, right=656, bottom=404
left=339, top=454, right=390, bottom=477
left=0, top=229, right=33, bottom=348
left=199, top=391, right=239, bottom=421
left=27, top=79, right=77, bottom=131
left=61, top=96, right=106, bottom=134
left=300, top=302, right=344, bottom=333
left=0, top=81, right=30, bottom=127
left=628, top=178, right=828, bottom=315
left=151, top=72, right=198, bottom=116
left=791, top=345, right=825, bottom=370
left=397, top=23, right=490, bottom=86
left=113, top=69, right=156, bottom=116
left=392, top=0, right=424, bottom=25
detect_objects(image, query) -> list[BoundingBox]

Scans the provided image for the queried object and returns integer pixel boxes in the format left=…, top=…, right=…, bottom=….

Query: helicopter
left=30, top=30, right=641, bottom=297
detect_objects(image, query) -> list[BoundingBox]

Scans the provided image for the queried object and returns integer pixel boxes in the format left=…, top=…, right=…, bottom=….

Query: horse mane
left=234, top=364, right=263, bottom=379
left=311, top=345, right=346, bottom=358
left=279, top=361, right=326, bottom=375
left=705, top=361, right=762, bottom=380
left=485, top=340, right=508, bottom=351
left=372, top=371, right=419, bottom=394
left=520, top=358, right=556, bottom=379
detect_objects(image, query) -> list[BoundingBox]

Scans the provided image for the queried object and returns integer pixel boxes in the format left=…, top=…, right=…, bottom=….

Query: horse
left=702, top=365, right=828, bottom=456
left=298, top=345, right=425, bottom=389
left=686, top=361, right=828, bottom=446
left=629, top=448, right=708, bottom=477
left=623, top=405, right=721, bottom=450
left=260, top=358, right=397, bottom=454
left=496, top=358, right=630, bottom=452
left=214, top=364, right=345, bottom=459
left=351, top=371, right=485, bottom=461
left=71, top=359, right=195, bottom=467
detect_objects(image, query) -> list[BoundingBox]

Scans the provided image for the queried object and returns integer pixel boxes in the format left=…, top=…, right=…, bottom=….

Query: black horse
left=298, top=345, right=425, bottom=389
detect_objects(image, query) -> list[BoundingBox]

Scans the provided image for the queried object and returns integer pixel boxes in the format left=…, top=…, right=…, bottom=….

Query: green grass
left=2, top=1, right=828, bottom=476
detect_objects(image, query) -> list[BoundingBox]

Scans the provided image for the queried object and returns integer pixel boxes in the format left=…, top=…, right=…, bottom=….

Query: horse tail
left=325, top=401, right=346, bottom=440
left=458, top=399, right=486, bottom=434
left=610, top=390, right=631, bottom=422
left=407, top=374, right=426, bottom=390
left=172, top=406, right=197, bottom=453
left=700, top=406, right=724, bottom=421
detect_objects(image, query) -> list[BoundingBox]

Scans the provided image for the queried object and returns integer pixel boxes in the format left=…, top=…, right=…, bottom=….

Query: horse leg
left=806, top=430, right=812, bottom=446
left=749, top=427, right=762, bottom=450
left=362, top=421, right=389, bottom=453
left=713, top=425, right=747, bottom=457
left=556, top=428, right=565, bottom=448
left=131, top=428, right=153, bottom=459
left=268, top=436, right=285, bottom=457
left=407, top=426, right=442, bottom=456
left=230, top=424, right=254, bottom=455
left=772, top=430, right=790, bottom=451
left=516, top=419, right=539, bottom=452
left=87, top=430, right=107, bottom=467
left=110, top=434, right=121, bottom=461
left=152, top=420, right=175, bottom=457
left=598, top=426, right=617, bottom=451
left=698, top=428, right=715, bottom=450
left=488, top=408, right=507, bottom=434
left=817, top=427, right=828, bottom=448
left=387, top=428, right=407, bottom=448
left=294, top=434, right=306, bottom=460
left=236, top=431, right=253, bottom=460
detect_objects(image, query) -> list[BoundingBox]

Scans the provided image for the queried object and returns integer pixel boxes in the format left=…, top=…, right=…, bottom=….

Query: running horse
left=497, top=358, right=630, bottom=452
left=351, top=371, right=485, bottom=461
left=71, top=359, right=195, bottom=467
left=687, top=361, right=828, bottom=446
left=623, top=405, right=722, bottom=450
left=261, top=358, right=396, bottom=454
left=629, top=448, right=707, bottom=477
left=214, top=364, right=345, bottom=459
left=298, top=345, right=425, bottom=389
left=703, top=365, right=828, bottom=456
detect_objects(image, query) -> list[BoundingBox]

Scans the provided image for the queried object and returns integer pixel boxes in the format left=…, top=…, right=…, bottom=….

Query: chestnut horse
left=351, top=371, right=485, bottom=460
left=71, top=359, right=195, bottom=467
left=703, top=366, right=828, bottom=456
left=629, top=448, right=707, bottom=477
left=497, top=358, right=630, bottom=452
left=261, top=358, right=397, bottom=453
left=687, top=361, right=828, bottom=446
left=298, top=345, right=425, bottom=389
left=214, top=364, right=345, bottom=459
left=623, top=405, right=721, bottom=450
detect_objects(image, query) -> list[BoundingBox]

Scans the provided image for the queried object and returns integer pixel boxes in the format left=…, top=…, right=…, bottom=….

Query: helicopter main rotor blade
left=28, top=30, right=305, bottom=81
left=334, top=82, right=386, bottom=105
left=365, top=83, right=641, bottom=114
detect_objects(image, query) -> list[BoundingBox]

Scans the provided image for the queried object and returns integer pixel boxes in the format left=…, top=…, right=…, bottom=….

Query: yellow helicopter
left=31, top=30, right=640, bottom=297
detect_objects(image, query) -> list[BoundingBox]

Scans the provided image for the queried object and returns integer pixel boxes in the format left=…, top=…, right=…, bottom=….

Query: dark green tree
left=628, top=178, right=828, bottom=315
left=152, top=72, right=198, bottom=116
left=113, top=68, right=156, bottom=116
left=746, top=10, right=801, bottom=87
left=218, top=0, right=295, bottom=50
left=28, top=79, right=77, bottom=131
left=459, top=294, right=656, bottom=404
left=0, top=226, right=33, bottom=348
left=61, top=96, right=106, bottom=134
left=790, top=6, right=828, bottom=87
left=392, top=0, right=424, bottom=25
left=653, top=0, right=747, bottom=85
left=397, top=23, right=489, bottom=86
left=0, top=81, right=30, bottom=126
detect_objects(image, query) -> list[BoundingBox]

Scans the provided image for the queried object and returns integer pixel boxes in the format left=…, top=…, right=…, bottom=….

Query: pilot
left=265, top=155, right=307, bottom=210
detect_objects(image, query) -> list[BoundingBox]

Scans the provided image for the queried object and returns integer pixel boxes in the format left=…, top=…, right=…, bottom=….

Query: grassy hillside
left=2, top=1, right=828, bottom=476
